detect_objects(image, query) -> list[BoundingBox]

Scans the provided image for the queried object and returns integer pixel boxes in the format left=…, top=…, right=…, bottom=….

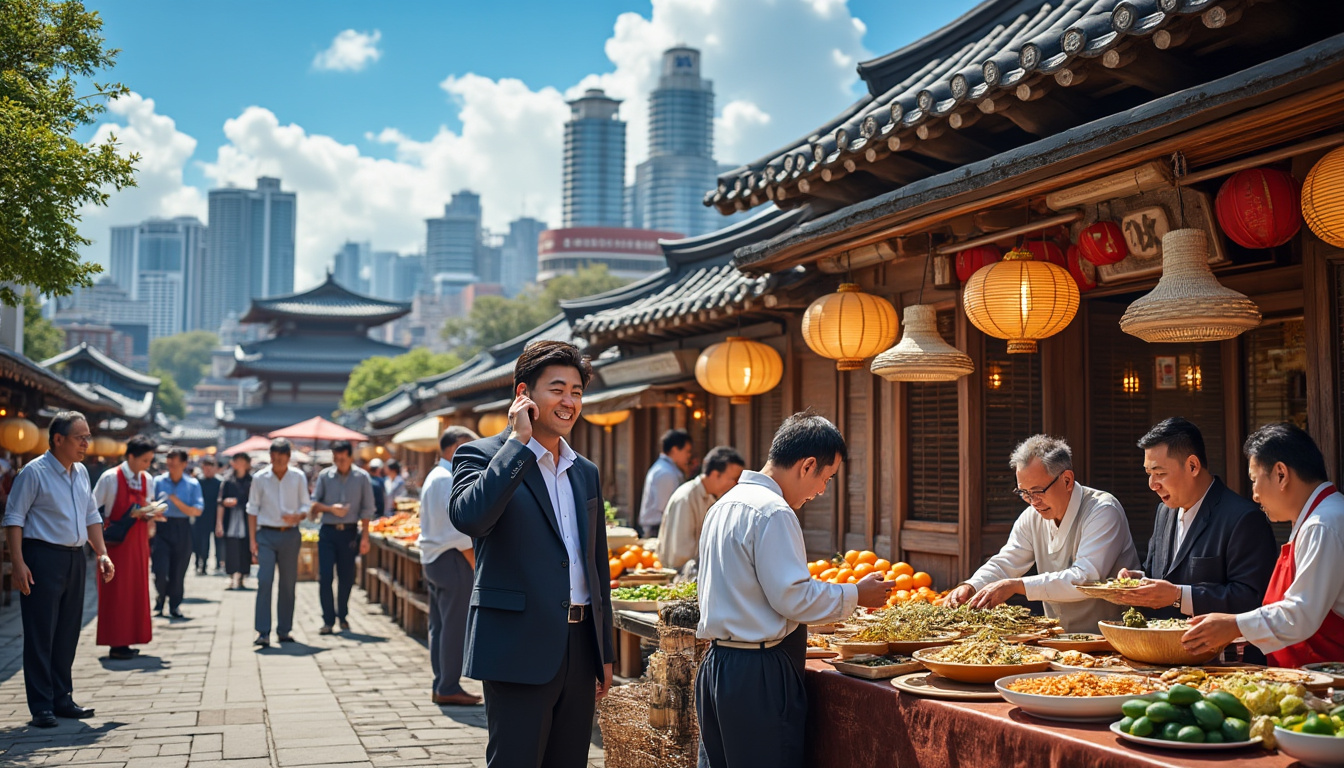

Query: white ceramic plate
left=1274, top=726, right=1344, bottom=768
left=1109, top=722, right=1262, bottom=751
left=995, top=672, right=1159, bottom=723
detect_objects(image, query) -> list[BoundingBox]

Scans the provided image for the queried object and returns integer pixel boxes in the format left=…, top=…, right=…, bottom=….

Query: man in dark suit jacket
left=450, top=340, right=614, bottom=768
left=1114, top=419, right=1278, bottom=650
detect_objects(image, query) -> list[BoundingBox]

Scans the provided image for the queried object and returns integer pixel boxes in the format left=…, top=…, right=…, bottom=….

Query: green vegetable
left=1161, top=722, right=1184, bottom=741
left=1176, top=725, right=1206, bottom=743
left=1301, top=714, right=1337, bottom=736
left=1122, top=607, right=1147, bottom=628
left=1146, top=702, right=1180, bottom=723
left=1220, top=717, right=1250, bottom=742
left=1282, top=713, right=1308, bottom=728
left=1167, top=684, right=1203, bottom=706
left=1129, top=716, right=1154, bottom=737
left=1279, top=694, right=1305, bottom=718
left=1118, top=716, right=1135, bottom=734
left=1152, top=690, right=1170, bottom=703
left=1191, top=701, right=1224, bottom=730
left=1330, top=704, right=1344, bottom=719
left=1122, top=699, right=1151, bottom=719
left=1205, top=690, right=1252, bottom=721
left=1204, top=730, right=1225, bottom=744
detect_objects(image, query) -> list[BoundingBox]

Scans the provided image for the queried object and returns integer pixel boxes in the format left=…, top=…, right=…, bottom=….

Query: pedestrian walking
left=694, top=412, right=893, bottom=768
left=152, top=447, right=203, bottom=618
left=638, top=429, right=693, bottom=539
left=367, top=458, right=386, bottom=518
left=218, top=453, right=254, bottom=589
left=92, top=434, right=159, bottom=660
left=192, top=455, right=223, bottom=575
left=247, top=438, right=309, bottom=646
left=450, top=340, right=614, bottom=768
left=1, top=411, right=116, bottom=728
left=418, top=425, right=480, bottom=706
left=309, top=439, right=375, bottom=634
left=384, top=459, right=406, bottom=516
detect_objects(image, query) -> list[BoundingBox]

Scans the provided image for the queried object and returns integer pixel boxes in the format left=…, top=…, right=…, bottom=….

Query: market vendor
left=655, top=445, right=745, bottom=571
left=1109, top=418, right=1277, bottom=629
left=945, top=434, right=1141, bottom=633
left=1182, top=423, right=1344, bottom=665
left=695, top=413, right=892, bottom=768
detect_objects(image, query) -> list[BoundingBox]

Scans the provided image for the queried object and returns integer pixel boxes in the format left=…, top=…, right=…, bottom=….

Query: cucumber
left=1161, top=722, right=1185, bottom=741
left=1129, top=716, right=1155, bottom=737
left=1118, top=716, right=1136, bottom=734
left=1221, top=717, right=1250, bottom=743
left=1191, top=701, right=1224, bottom=730
left=1146, top=701, right=1180, bottom=723
left=1205, top=690, right=1252, bottom=721
left=1167, top=684, right=1203, bottom=706
left=1176, top=725, right=1206, bottom=743
left=1121, top=699, right=1151, bottom=719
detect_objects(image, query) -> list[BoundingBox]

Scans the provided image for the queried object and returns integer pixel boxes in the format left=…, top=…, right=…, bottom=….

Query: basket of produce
left=1111, top=683, right=1260, bottom=749
left=912, top=631, right=1051, bottom=684
left=997, top=671, right=1165, bottom=722
left=1074, top=577, right=1145, bottom=603
left=1097, top=608, right=1222, bottom=666
left=1038, top=632, right=1112, bottom=653
left=826, top=654, right=922, bottom=680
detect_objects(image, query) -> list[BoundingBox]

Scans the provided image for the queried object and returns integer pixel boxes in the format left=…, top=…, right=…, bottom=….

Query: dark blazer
left=449, top=429, right=613, bottom=686
left=1142, top=477, right=1278, bottom=619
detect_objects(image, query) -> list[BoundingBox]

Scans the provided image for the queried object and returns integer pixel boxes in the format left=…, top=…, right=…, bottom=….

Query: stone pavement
left=0, top=563, right=607, bottom=767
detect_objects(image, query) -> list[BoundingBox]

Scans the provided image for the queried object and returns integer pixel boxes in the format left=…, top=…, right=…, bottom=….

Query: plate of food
left=806, top=634, right=838, bottom=659
left=1109, top=683, right=1261, bottom=750
left=830, top=639, right=892, bottom=660
left=891, top=671, right=1001, bottom=701
left=826, top=654, right=923, bottom=680
left=1038, top=632, right=1113, bottom=653
left=1048, top=650, right=1137, bottom=673
left=1074, top=577, right=1145, bottom=603
left=884, top=631, right=961, bottom=655
left=1200, top=667, right=1337, bottom=695
left=997, top=671, right=1165, bottom=722
left=1098, top=609, right=1222, bottom=666
left=135, top=500, right=169, bottom=516
left=1275, top=722, right=1344, bottom=768
left=1301, top=662, right=1344, bottom=688
left=913, top=634, right=1052, bottom=684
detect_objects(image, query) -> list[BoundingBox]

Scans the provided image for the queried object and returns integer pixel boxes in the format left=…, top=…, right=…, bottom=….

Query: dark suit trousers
left=424, top=549, right=472, bottom=697
left=190, top=511, right=219, bottom=569
left=317, top=525, right=359, bottom=626
left=151, top=518, right=192, bottom=609
left=19, top=540, right=87, bottom=716
left=695, top=626, right=808, bottom=768
left=482, top=619, right=598, bottom=768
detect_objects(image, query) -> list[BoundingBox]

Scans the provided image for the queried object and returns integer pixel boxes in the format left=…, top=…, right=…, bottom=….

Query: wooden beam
left=957, top=309, right=985, bottom=579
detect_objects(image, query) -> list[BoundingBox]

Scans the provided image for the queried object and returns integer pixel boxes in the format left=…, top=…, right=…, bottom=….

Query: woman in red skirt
left=91, top=435, right=161, bottom=660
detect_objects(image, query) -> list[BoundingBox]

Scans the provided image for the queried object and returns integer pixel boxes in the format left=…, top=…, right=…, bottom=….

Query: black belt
left=259, top=525, right=297, bottom=531
left=22, top=539, right=83, bottom=552
left=567, top=604, right=589, bottom=624
left=325, top=523, right=358, bottom=531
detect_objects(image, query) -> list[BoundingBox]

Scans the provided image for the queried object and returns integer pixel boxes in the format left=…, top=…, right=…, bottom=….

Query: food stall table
left=803, top=661, right=1297, bottom=767
left=362, top=533, right=429, bottom=638
left=614, top=610, right=659, bottom=679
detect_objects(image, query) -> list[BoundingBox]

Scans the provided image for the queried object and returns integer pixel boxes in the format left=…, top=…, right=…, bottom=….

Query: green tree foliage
left=0, top=1, right=139, bottom=304
left=342, top=347, right=462, bottom=411
left=440, top=263, right=627, bottom=356
left=21, top=291, right=64, bottom=361
left=152, top=367, right=185, bottom=418
left=149, top=330, right=217, bottom=392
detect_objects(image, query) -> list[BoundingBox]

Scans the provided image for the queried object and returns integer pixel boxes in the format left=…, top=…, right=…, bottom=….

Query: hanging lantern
left=0, top=417, right=40, bottom=455
left=1022, top=239, right=1066, bottom=268
left=695, top=337, right=783, bottom=405
left=358, top=443, right=376, bottom=461
left=870, top=305, right=975, bottom=382
left=801, top=283, right=899, bottom=371
left=963, top=246, right=1080, bottom=354
left=1066, top=245, right=1097, bottom=293
left=1215, top=167, right=1301, bottom=249
left=1303, top=146, right=1344, bottom=247
left=31, top=427, right=50, bottom=455
left=90, top=436, right=118, bottom=457
left=1120, top=228, right=1261, bottom=342
left=1077, top=220, right=1128, bottom=265
left=583, top=410, right=631, bottom=432
left=476, top=412, right=509, bottom=438
left=955, top=245, right=1001, bottom=282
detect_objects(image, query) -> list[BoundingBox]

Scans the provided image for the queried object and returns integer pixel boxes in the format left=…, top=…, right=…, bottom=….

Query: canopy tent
left=391, top=415, right=440, bottom=453
left=268, top=416, right=368, bottom=443
left=222, top=435, right=273, bottom=456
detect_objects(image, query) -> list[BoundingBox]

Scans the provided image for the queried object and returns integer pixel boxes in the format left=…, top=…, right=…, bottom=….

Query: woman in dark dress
left=217, top=453, right=254, bottom=589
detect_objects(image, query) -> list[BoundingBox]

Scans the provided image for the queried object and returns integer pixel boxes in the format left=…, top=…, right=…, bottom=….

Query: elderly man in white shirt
left=418, top=425, right=482, bottom=707
left=656, top=446, right=745, bottom=571
left=696, top=413, right=892, bottom=768
left=945, top=434, right=1141, bottom=633
left=246, top=439, right=309, bottom=647
left=1183, top=423, right=1344, bottom=665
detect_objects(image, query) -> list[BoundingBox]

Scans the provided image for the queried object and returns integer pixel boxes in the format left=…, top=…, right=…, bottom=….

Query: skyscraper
left=501, top=217, right=547, bottom=296
left=391, top=253, right=425, bottom=302
left=425, top=191, right=483, bottom=294
left=629, top=47, right=720, bottom=237
left=563, top=89, right=626, bottom=228
left=201, top=177, right=297, bottom=333
left=106, top=216, right=207, bottom=338
left=332, top=241, right=369, bottom=293
left=368, top=250, right=399, bottom=299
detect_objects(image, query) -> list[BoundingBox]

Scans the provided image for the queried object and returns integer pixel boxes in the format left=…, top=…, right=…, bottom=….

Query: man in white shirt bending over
left=695, top=412, right=893, bottom=768
left=945, top=434, right=1141, bottom=633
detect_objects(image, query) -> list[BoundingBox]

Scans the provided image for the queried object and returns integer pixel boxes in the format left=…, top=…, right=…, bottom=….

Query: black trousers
left=317, top=525, right=359, bottom=626
left=424, top=549, right=472, bottom=696
left=482, top=619, right=598, bottom=768
left=151, top=518, right=192, bottom=609
left=223, top=536, right=251, bottom=577
left=190, top=512, right=222, bottom=570
left=695, top=625, right=808, bottom=768
left=19, top=540, right=87, bottom=716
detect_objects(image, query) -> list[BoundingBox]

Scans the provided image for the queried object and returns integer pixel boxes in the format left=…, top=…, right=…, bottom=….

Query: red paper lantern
left=955, top=245, right=1000, bottom=283
left=1077, top=220, right=1128, bottom=265
left=1022, top=239, right=1066, bottom=268
left=1067, top=245, right=1097, bottom=293
left=1214, top=167, right=1302, bottom=249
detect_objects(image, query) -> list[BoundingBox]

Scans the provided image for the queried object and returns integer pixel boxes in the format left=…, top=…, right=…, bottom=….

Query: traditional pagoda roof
left=42, top=343, right=160, bottom=394
left=229, top=334, right=409, bottom=379
left=240, top=273, right=411, bottom=325
left=440, top=315, right=578, bottom=399
left=706, top=0, right=1344, bottom=217
left=0, top=345, right=109, bottom=414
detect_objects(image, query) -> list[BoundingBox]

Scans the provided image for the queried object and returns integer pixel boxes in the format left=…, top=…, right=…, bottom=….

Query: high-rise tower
left=563, top=89, right=626, bottom=228
left=107, top=216, right=207, bottom=338
left=201, top=177, right=297, bottom=333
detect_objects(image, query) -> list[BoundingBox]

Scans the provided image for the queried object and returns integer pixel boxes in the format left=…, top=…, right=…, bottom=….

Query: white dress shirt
left=418, top=458, right=472, bottom=565
left=246, top=465, right=311, bottom=527
left=697, top=471, right=858, bottom=643
left=656, top=476, right=716, bottom=570
left=1172, top=482, right=1213, bottom=615
left=524, top=437, right=590, bottom=607
left=92, top=462, right=150, bottom=514
left=2, top=451, right=102, bottom=547
left=639, top=455, right=683, bottom=529
left=1236, top=483, right=1344, bottom=654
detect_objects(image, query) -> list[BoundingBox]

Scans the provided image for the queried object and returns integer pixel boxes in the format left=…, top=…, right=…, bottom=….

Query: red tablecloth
left=803, top=661, right=1297, bottom=767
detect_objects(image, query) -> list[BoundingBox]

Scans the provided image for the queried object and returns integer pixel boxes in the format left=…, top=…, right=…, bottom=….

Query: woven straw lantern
left=962, top=246, right=1080, bottom=354
left=870, top=305, right=975, bottom=382
left=695, top=337, right=783, bottom=405
left=476, top=412, right=509, bottom=437
left=1302, top=146, right=1344, bottom=248
left=1120, top=228, right=1261, bottom=342
left=0, top=417, right=39, bottom=454
left=801, top=283, right=899, bottom=371
left=583, top=410, right=630, bottom=432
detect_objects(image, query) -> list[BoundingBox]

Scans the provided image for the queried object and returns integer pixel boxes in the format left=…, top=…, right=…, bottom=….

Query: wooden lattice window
left=907, top=310, right=960, bottom=523
left=983, top=339, right=1043, bottom=527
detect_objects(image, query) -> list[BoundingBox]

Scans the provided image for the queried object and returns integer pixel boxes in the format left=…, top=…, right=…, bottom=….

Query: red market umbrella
left=268, top=416, right=368, bottom=443
left=222, top=435, right=274, bottom=456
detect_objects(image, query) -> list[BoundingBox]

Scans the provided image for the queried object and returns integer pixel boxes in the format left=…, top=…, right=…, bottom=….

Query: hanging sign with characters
left=1088, top=187, right=1228, bottom=284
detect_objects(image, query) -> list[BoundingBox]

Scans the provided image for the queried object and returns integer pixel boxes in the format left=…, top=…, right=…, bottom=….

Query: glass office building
left=563, top=90, right=626, bottom=229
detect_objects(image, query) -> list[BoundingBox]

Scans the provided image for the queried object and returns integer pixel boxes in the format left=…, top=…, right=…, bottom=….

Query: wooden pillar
left=957, top=308, right=985, bottom=580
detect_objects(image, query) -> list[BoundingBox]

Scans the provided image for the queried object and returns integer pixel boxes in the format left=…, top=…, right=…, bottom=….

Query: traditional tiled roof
left=240, top=273, right=411, bottom=325
left=41, top=343, right=160, bottom=391
left=230, top=335, right=408, bottom=378
left=0, top=345, right=109, bottom=413
left=706, top=0, right=1331, bottom=216
left=439, top=316, right=578, bottom=399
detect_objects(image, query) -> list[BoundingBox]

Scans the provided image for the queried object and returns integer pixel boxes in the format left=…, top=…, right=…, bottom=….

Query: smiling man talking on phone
left=450, top=340, right=614, bottom=768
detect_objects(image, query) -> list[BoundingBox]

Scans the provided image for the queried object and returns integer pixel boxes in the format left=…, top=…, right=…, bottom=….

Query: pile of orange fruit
left=608, top=544, right=662, bottom=580
left=368, top=512, right=420, bottom=541
left=807, top=550, right=945, bottom=607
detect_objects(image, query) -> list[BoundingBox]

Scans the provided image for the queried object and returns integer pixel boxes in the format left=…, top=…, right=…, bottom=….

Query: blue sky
left=78, top=0, right=983, bottom=285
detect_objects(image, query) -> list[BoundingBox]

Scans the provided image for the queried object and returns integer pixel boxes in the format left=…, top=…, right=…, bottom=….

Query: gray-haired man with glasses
left=945, top=434, right=1140, bottom=633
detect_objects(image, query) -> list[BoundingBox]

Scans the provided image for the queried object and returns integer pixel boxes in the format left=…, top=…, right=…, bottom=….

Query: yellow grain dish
left=1006, top=671, right=1161, bottom=697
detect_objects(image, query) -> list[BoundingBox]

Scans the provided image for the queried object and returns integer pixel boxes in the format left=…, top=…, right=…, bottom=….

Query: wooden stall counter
left=362, top=533, right=429, bottom=638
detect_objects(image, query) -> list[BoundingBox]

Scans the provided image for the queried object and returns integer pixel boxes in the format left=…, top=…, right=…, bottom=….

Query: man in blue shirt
left=638, top=429, right=694, bottom=538
left=153, top=447, right=203, bottom=618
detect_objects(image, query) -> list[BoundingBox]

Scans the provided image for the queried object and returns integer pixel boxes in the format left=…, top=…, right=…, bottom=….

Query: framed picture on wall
left=1155, top=356, right=1178, bottom=390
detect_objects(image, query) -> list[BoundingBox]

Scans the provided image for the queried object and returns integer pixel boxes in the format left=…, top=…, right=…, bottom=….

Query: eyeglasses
left=61, top=434, right=93, bottom=445
left=1012, top=473, right=1061, bottom=503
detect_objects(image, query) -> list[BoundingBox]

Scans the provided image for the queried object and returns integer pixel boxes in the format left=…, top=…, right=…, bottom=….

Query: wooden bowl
left=912, top=646, right=1052, bottom=684
left=1096, top=621, right=1223, bottom=666
left=830, top=640, right=891, bottom=660
left=1038, top=633, right=1113, bottom=654
left=885, top=631, right=961, bottom=655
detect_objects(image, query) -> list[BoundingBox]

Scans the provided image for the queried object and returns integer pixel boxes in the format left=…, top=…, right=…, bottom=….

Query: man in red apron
left=1183, top=423, right=1344, bottom=664
left=91, top=435, right=161, bottom=660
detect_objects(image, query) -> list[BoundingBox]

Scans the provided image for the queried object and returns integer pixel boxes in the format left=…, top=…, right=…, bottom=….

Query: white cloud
left=312, top=29, right=382, bottom=72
